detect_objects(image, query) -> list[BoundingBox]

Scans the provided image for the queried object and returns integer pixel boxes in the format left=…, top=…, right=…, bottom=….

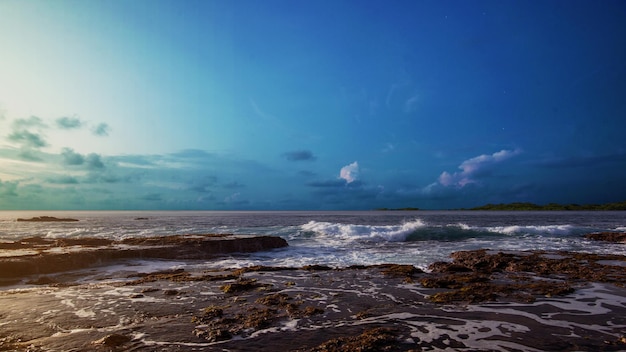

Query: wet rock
left=220, top=278, right=270, bottom=293
left=424, top=250, right=625, bottom=303
left=93, top=333, right=131, bottom=347
left=0, top=234, right=288, bottom=282
left=256, top=292, right=291, bottom=306
left=2, top=261, right=626, bottom=351
left=585, top=232, right=626, bottom=243
left=307, top=327, right=399, bottom=352
left=374, top=264, right=423, bottom=278
left=302, top=264, right=333, bottom=271
left=301, top=306, right=324, bottom=316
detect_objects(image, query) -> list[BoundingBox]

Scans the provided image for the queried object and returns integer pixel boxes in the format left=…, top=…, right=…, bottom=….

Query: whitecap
left=299, top=219, right=426, bottom=243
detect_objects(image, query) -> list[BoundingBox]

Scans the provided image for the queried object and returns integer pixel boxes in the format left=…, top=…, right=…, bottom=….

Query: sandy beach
left=1, top=233, right=625, bottom=351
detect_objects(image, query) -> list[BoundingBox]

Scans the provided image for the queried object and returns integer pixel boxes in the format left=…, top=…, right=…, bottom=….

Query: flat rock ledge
left=0, top=234, right=288, bottom=281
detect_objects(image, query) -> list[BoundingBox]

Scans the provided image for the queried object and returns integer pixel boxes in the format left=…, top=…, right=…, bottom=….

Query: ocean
left=2, top=210, right=625, bottom=272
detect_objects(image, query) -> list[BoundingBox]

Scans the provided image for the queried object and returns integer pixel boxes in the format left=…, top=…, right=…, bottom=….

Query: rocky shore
left=0, top=233, right=625, bottom=351
left=0, top=234, right=288, bottom=285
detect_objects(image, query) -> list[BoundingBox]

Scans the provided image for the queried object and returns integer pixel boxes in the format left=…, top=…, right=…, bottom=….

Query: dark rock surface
left=0, top=234, right=288, bottom=282
left=424, top=249, right=625, bottom=303
left=1, top=249, right=625, bottom=351
left=16, top=216, right=79, bottom=222
left=585, top=231, right=626, bottom=243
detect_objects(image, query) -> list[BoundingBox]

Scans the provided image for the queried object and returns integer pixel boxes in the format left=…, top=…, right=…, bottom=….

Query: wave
left=482, top=224, right=577, bottom=236
left=300, top=219, right=427, bottom=242
left=298, top=220, right=584, bottom=243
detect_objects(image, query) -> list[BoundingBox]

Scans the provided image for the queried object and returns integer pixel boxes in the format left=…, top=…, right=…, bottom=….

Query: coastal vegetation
left=376, top=201, right=626, bottom=211
left=469, top=201, right=626, bottom=211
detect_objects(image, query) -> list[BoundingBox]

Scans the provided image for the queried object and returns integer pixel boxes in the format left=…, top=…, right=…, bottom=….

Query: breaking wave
left=298, top=220, right=583, bottom=243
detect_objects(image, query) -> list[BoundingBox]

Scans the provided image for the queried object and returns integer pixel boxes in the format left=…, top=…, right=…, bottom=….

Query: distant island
left=375, top=207, right=420, bottom=211
left=468, top=201, right=626, bottom=211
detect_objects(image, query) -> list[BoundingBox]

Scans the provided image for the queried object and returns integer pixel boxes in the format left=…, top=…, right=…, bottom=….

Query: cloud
left=224, top=181, right=245, bottom=189
left=298, top=170, right=317, bottom=177
left=188, top=175, right=218, bottom=193
left=339, top=161, right=359, bottom=184
left=404, top=93, right=420, bottom=114
left=47, top=175, right=79, bottom=184
left=0, top=179, right=18, bottom=196
left=171, top=149, right=213, bottom=159
left=141, top=193, right=162, bottom=201
left=535, top=151, right=626, bottom=169
left=438, top=149, right=522, bottom=188
left=8, top=130, right=48, bottom=148
left=6, top=116, right=49, bottom=158
left=12, top=116, right=46, bottom=128
left=86, top=153, right=105, bottom=169
left=60, top=149, right=104, bottom=170
left=92, top=123, right=110, bottom=136
left=307, top=179, right=347, bottom=188
left=224, top=192, right=242, bottom=203
left=62, top=148, right=85, bottom=165
left=283, top=150, right=316, bottom=162
left=56, top=116, right=82, bottom=129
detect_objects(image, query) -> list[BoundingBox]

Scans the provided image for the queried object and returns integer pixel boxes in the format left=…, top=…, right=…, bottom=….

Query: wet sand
left=1, top=244, right=626, bottom=351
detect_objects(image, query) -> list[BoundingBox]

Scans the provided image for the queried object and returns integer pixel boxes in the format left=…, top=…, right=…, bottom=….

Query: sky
left=0, top=0, right=625, bottom=210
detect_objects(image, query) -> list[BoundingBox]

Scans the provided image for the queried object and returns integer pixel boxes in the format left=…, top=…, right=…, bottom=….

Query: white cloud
left=339, top=161, right=359, bottom=184
left=438, top=149, right=521, bottom=188
left=404, top=93, right=420, bottom=114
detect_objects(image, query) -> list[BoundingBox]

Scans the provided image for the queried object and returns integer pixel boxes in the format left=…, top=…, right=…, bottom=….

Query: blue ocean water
left=1, top=210, right=625, bottom=271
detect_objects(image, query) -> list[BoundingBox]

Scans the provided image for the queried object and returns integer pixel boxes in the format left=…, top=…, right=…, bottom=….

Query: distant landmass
left=375, top=207, right=420, bottom=211
left=468, top=201, right=626, bottom=211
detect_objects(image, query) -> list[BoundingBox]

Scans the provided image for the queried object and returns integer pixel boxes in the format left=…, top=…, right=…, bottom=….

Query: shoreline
left=1, top=236, right=625, bottom=351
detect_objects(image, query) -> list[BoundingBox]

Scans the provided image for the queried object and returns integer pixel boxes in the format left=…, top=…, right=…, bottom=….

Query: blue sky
left=0, top=0, right=625, bottom=210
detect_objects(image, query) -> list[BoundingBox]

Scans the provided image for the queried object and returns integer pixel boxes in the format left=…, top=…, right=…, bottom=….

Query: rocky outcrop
left=0, top=234, right=288, bottom=281
left=423, top=249, right=626, bottom=304
left=16, top=216, right=79, bottom=222
left=585, top=232, right=626, bottom=243
left=1, top=252, right=626, bottom=351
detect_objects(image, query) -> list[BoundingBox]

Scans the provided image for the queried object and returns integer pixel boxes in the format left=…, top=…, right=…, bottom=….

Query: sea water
left=1, top=210, right=625, bottom=271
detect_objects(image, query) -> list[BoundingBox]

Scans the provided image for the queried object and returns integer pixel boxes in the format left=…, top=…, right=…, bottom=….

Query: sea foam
left=300, top=219, right=426, bottom=242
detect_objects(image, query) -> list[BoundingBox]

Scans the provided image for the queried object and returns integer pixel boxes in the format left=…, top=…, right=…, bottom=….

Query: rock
left=308, top=327, right=399, bottom=352
left=423, top=249, right=626, bottom=303
left=17, top=216, right=79, bottom=222
left=585, top=232, right=626, bottom=243
left=93, top=334, right=131, bottom=347
left=0, top=234, right=288, bottom=281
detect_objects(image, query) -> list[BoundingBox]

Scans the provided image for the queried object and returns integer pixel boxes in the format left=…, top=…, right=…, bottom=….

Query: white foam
left=75, top=308, right=96, bottom=318
left=300, top=219, right=426, bottom=243
left=485, top=224, right=576, bottom=236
